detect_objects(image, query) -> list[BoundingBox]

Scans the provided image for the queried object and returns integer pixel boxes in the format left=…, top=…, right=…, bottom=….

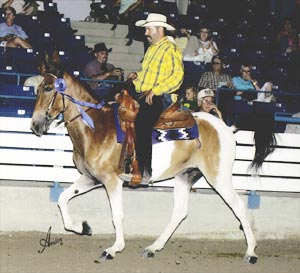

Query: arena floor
left=0, top=232, right=299, bottom=273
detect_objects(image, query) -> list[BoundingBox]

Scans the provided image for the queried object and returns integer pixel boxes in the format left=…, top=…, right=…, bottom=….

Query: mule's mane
left=63, top=72, right=109, bottom=105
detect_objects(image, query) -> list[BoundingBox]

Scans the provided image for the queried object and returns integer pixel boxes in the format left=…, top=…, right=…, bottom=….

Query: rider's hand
left=145, top=90, right=154, bottom=105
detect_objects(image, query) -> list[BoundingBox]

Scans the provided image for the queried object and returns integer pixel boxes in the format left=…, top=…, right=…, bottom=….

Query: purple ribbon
left=54, top=78, right=67, bottom=92
left=54, top=78, right=105, bottom=130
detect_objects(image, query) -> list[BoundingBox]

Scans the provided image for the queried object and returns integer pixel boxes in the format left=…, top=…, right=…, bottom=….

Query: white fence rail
left=0, top=117, right=299, bottom=192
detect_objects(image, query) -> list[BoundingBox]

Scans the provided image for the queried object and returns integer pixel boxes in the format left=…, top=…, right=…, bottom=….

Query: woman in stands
left=276, top=18, right=299, bottom=53
left=183, top=26, right=219, bottom=63
left=0, top=6, right=32, bottom=48
left=197, top=88, right=222, bottom=119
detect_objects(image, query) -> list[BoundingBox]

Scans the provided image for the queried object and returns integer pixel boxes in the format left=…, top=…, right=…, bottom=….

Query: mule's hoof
left=100, top=251, right=114, bottom=260
left=82, top=221, right=92, bottom=236
left=246, top=255, right=258, bottom=264
left=141, top=249, right=155, bottom=258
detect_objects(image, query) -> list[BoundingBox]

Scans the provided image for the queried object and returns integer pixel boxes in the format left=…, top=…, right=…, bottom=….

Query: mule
left=31, top=51, right=260, bottom=263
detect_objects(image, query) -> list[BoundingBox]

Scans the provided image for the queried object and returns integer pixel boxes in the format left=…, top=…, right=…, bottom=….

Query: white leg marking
left=58, top=174, right=100, bottom=234
left=213, top=174, right=257, bottom=259
left=102, top=179, right=125, bottom=257
left=144, top=173, right=192, bottom=255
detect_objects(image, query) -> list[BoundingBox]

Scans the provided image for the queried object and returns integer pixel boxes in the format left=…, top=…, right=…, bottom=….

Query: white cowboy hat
left=135, top=13, right=175, bottom=31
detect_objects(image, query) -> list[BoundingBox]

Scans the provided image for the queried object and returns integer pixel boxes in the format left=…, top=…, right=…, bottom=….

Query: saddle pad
left=113, top=103, right=199, bottom=144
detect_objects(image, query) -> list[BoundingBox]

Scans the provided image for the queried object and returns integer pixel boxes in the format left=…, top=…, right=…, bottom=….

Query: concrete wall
left=1, top=185, right=299, bottom=240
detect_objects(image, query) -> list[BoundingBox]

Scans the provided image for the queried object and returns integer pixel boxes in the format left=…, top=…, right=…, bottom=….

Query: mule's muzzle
left=30, top=114, right=51, bottom=136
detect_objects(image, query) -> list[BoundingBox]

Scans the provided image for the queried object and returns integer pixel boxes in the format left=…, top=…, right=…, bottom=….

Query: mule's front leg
left=142, top=173, right=192, bottom=258
left=98, top=178, right=125, bottom=260
left=58, top=175, right=100, bottom=235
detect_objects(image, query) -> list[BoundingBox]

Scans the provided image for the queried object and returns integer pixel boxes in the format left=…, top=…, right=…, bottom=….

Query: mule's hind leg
left=142, top=171, right=193, bottom=258
left=213, top=174, right=258, bottom=264
left=58, top=174, right=101, bottom=235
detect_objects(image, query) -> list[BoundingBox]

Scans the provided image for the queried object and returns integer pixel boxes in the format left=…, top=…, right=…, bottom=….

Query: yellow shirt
left=134, top=36, right=184, bottom=96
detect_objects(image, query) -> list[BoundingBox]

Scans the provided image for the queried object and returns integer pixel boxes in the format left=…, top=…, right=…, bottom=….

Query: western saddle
left=116, top=90, right=196, bottom=186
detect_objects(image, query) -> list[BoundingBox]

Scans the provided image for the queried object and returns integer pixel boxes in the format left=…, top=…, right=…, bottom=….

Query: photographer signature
left=38, top=226, right=63, bottom=254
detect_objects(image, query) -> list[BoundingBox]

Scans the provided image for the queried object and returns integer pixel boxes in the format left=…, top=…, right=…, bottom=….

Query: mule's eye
left=44, top=86, right=53, bottom=92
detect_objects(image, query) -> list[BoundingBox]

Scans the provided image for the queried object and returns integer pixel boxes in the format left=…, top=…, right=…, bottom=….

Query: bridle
left=44, top=73, right=67, bottom=126
left=44, top=73, right=105, bottom=130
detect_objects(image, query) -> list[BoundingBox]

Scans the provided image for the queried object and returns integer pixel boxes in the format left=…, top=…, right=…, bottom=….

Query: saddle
left=117, top=90, right=196, bottom=186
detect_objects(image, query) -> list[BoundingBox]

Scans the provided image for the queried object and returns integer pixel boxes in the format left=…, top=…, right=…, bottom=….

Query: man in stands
left=233, top=64, right=274, bottom=102
left=198, top=55, right=233, bottom=93
left=0, top=7, right=32, bottom=49
left=24, top=57, right=47, bottom=95
left=83, top=42, right=124, bottom=101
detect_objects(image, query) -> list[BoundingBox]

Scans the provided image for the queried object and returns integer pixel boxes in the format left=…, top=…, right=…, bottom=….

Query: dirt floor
left=0, top=232, right=299, bottom=273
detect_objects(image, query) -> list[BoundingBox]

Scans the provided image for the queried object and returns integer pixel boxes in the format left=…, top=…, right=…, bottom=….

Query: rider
left=124, top=13, right=184, bottom=185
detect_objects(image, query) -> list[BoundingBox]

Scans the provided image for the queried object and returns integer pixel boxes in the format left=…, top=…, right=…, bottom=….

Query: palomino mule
left=30, top=51, right=258, bottom=263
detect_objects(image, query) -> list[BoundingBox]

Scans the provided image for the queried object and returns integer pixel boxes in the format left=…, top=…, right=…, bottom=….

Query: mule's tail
left=250, top=113, right=277, bottom=171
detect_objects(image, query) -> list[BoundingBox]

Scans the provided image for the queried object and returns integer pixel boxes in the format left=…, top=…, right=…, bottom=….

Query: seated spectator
left=118, top=0, right=142, bottom=15
left=276, top=18, right=299, bottom=53
left=1, top=0, right=37, bottom=15
left=176, top=0, right=189, bottom=15
left=122, top=1, right=144, bottom=46
left=198, top=55, right=233, bottom=93
left=174, top=25, right=191, bottom=53
left=23, top=57, right=47, bottom=95
left=83, top=42, right=124, bottom=101
left=284, top=112, right=300, bottom=134
left=180, top=86, right=199, bottom=111
left=197, top=88, right=222, bottom=119
left=232, top=64, right=273, bottom=101
left=183, top=26, right=219, bottom=63
left=0, top=6, right=32, bottom=49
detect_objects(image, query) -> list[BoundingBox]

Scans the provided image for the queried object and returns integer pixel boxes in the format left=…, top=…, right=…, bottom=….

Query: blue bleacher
left=0, top=83, right=35, bottom=118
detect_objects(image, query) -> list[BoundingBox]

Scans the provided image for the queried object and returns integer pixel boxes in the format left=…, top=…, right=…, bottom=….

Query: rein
left=46, top=73, right=105, bottom=130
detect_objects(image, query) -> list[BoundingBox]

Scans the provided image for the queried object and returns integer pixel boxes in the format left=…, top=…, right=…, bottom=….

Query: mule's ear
left=45, top=52, right=50, bottom=65
left=52, top=50, right=61, bottom=65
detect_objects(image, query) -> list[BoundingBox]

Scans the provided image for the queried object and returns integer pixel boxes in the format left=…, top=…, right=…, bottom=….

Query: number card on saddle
left=114, top=90, right=199, bottom=178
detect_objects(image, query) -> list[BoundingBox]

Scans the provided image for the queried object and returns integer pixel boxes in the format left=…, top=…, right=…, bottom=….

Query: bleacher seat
left=268, top=67, right=289, bottom=91
left=222, top=47, right=241, bottom=65
left=0, top=83, right=35, bottom=117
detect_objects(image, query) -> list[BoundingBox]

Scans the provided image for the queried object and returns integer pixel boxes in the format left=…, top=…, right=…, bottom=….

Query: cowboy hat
left=93, top=43, right=112, bottom=53
left=135, top=13, right=175, bottom=31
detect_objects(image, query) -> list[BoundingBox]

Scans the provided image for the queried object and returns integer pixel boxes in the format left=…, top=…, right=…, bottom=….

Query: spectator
left=174, top=24, right=191, bottom=53
left=197, top=88, right=222, bottom=119
left=183, top=26, right=219, bottom=63
left=176, top=0, right=189, bottom=15
left=0, top=6, right=32, bottom=48
left=118, top=0, right=141, bottom=15
left=1, top=0, right=37, bottom=15
left=180, top=86, right=199, bottom=111
left=232, top=64, right=273, bottom=101
left=198, top=55, right=233, bottom=93
left=83, top=42, right=124, bottom=101
left=284, top=113, right=300, bottom=134
left=276, top=18, right=299, bottom=53
left=23, top=57, right=47, bottom=95
left=122, top=0, right=143, bottom=46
